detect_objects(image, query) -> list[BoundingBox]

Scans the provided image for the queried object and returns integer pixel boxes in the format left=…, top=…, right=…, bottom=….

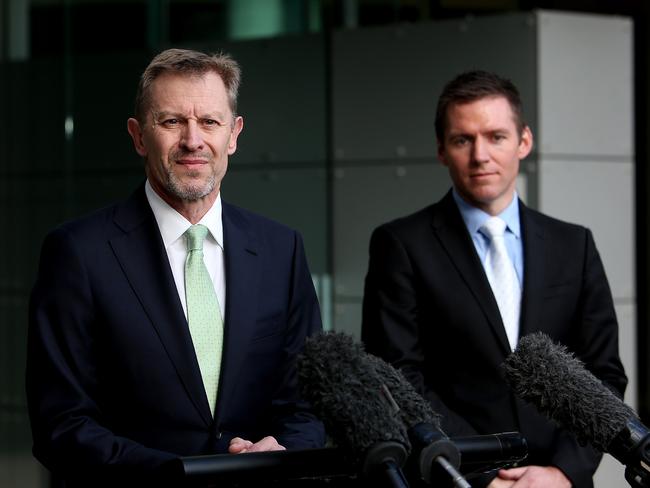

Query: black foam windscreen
left=503, top=332, right=634, bottom=451
left=297, top=332, right=410, bottom=461
left=363, top=353, right=441, bottom=430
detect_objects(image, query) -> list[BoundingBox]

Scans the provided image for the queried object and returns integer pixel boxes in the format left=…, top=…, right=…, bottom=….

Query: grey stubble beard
left=165, top=168, right=217, bottom=202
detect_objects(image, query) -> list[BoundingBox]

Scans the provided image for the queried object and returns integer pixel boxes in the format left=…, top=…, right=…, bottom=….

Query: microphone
left=503, top=332, right=650, bottom=488
left=298, top=332, right=410, bottom=487
left=362, top=351, right=469, bottom=487
left=365, top=351, right=527, bottom=480
left=298, top=332, right=471, bottom=487
left=451, top=432, right=528, bottom=472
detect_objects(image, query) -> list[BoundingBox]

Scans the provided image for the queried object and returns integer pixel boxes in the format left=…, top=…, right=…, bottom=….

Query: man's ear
left=518, top=126, right=533, bottom=160
left=227, top=116, right=244, bottom=156
left=127, top=118, right=147, bottom=157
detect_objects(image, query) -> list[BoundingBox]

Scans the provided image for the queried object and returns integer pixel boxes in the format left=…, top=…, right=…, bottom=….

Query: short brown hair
left=134, top=48, right=241, bottom=123
left=435, top=70, right=525, bottom=145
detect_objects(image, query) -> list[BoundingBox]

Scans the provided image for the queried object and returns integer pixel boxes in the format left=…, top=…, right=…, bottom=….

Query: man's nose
left=472, top=137, right=490, bottom=163
left=180, top=120, right=204, bottom=150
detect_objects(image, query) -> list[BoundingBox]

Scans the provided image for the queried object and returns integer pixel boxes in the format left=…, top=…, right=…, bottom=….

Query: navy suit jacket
left=27, top=185, right=325, bottom=484
left=362, top=191, right=627, bottom=488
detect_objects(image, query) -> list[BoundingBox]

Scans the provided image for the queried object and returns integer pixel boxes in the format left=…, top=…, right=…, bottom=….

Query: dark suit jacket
left=26, top=185, right=325, bottom=485
left=362, top=191, right=627, bottom=488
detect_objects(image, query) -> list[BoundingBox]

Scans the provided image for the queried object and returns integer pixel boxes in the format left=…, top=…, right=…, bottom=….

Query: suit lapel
left=109, top=186, right=213, bottom=426
left=214, top=202, right=261, bottom=420
left=431, top=192, right=512, bottom=355
left=519, top=204, right=545, bottom=338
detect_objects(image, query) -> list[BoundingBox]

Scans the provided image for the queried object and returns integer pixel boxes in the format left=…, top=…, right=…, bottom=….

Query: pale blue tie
left=185, top=224, right=223, bottom=416
left=481, top=217, right=521, bottom=351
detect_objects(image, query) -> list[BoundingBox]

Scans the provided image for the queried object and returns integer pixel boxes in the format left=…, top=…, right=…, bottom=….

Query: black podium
left=167, top=433, right=527, bottom=487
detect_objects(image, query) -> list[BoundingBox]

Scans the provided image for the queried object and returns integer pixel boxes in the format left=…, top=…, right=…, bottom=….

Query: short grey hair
left=134, top=48, right=241, bottom=123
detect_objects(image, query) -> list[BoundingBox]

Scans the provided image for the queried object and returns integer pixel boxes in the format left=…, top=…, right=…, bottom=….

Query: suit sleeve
left=361, top=225, right=480, bottom=437
left=269, top=230, right=326, bottom=449
left=26, top=228, right=176, bottom=484
left=550, top=228, right=627, bottom=487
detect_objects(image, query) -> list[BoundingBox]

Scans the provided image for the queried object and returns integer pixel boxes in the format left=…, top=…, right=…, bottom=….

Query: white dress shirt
left=145, top=180, right=226, bottom=319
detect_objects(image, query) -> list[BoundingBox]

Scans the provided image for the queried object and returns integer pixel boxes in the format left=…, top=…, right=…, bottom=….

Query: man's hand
left=491, top=465, right=571, bottom=487
left=228, top=436, right=286, bottom=454
left=487, top=477, right=515, bottom=487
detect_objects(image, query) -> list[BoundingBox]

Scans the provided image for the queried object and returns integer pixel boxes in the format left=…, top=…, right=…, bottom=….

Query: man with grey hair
left=27, top=48, right=325, bottom=486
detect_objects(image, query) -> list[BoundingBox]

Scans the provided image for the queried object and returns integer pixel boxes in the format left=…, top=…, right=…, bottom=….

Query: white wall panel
left=537, top=11, right=633, bottom=157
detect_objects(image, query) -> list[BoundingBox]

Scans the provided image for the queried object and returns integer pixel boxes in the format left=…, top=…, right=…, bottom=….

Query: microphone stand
left=380, top=460, right=411, bottom=488
left=362, top=441, right=411, bottom=488
left=433, top=456, right=471, bottom=488
left=408, top=423, right=470, bottom=487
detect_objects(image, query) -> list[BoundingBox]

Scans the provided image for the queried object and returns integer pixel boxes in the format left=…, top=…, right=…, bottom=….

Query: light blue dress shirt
left=452, top=189, right=524, bottom=287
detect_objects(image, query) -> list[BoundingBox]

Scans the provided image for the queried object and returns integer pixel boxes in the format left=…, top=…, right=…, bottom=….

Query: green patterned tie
left=185, top=224, right=223, bottom=416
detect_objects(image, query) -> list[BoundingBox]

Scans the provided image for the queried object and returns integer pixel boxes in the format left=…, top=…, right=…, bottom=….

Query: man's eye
left=161, top=119, right=179, bottom=127
left=452, top=137, right=468, bottom=146
left=202, top=119, right=221, bottom=127
left=493, top=134, right=507, bottom=142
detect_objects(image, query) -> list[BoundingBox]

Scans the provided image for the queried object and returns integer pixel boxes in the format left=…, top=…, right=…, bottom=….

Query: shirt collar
left=452, top=188, right=521, bottom=239
left=145, top=179, right=224, bottom=249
